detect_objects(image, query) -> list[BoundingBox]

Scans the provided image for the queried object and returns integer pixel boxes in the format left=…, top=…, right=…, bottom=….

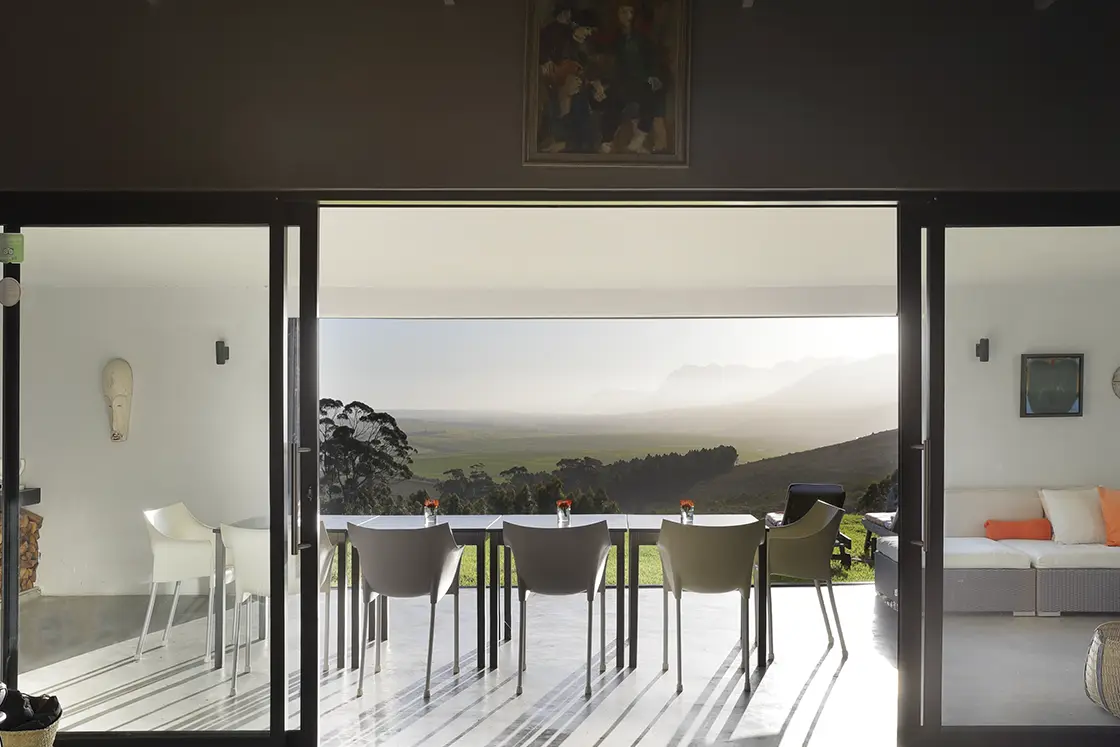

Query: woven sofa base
left=1037, top=569, right=1120, bottom=614
left=874, top=554, right=1036, bottom=613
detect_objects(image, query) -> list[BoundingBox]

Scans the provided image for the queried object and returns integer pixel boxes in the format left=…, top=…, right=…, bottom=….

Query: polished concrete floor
left=15, top=586, right=1120, bottom=742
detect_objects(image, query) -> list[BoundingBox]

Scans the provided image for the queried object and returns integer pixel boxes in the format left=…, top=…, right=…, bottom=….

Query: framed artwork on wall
left=1020, top=353, right=1084, bottom=418
left=524, top=0, right=691, bottom=165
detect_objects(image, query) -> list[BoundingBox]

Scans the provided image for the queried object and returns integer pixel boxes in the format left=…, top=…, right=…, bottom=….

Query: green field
left=332, top=514, right=873, bottom=587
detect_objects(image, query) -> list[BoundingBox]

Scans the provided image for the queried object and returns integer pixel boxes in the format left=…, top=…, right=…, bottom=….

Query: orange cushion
left=984, top=518, right=1053, bottom=541
left=1099, top=487, right=1120, bottom=547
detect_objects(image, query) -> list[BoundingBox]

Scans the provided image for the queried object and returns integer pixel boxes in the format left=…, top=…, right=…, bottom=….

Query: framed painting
left=1020, top=354, right=1084, bottom=418
left=524, top=0, right=691, bottom=165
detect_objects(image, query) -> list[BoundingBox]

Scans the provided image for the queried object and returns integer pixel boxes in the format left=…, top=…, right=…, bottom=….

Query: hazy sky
left=320, top=317, right=897, bottom=413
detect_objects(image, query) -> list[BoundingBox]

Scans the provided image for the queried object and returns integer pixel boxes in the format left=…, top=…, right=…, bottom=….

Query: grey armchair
left=765, top=500, right=847, bottom=657
left=348, top=522, right=464, bottom=700
left=503, top=520, right=611, bottom=700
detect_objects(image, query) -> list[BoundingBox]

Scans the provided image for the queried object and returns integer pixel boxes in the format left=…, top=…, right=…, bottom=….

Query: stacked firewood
left=0, top=509, right=42, bottom=593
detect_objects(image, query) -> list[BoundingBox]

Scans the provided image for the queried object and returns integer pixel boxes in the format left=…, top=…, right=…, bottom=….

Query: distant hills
left=687, top=429, right=899, bottom=514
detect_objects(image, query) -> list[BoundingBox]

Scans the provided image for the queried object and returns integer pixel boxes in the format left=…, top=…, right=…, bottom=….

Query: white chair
left=657, top=519, right=766, bottom=694
left=348, top=522, right=464, bottom=700
left=503, top=520, right=611, bottom=700
left=137, top=502, right=231, bottom=662
left=318, top=522, right=337, bottom=673
left=765, top=500, right=848, bottom=657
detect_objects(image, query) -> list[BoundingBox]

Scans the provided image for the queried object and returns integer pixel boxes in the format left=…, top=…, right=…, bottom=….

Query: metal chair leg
left=742, top=593, right=751, bottom=691
left=516, top=597, right=526, bottom=696
left=453, top=590, right=460, bottom=675
left=205, top=573, right=216, bottom=662
left=662, top=584, right=669, bottom=672
left=600, top=582, right=606, bottom=674
left=826, top=578, right=847, bottom=656
left=373, top=593, right=382, bottom=674
left=424, top=602, right=436, bottom=700
left=322, top=591, right=331, bottom=674
left=767, top=579, right=774, bottom=658
left=675, top=595, right=683, bottom=695
left=135, top=583, right=157, bottom=661
left=245, top=596, right=253, bottom=674
left=358, top=592, right=370, bottom=697
left=162, top=580, right=182, bottom=644
left=814, top=581, right=834, bottom=645
left=520, top=597, right=527, bottom=672
left=230, top=598, right=243, bottom=697
left=585, top=598, right=593, bottom=699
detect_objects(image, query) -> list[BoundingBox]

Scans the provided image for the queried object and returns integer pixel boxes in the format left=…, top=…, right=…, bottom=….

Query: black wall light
left=216, top=340, right=230, bottom=365
left=975, top=338, right=990, bottom=363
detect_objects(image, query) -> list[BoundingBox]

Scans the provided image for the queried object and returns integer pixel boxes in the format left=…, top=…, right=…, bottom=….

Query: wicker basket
left=1085, top=621, right=1120, bottom=718
left=0, top=695, right=61, bottom=747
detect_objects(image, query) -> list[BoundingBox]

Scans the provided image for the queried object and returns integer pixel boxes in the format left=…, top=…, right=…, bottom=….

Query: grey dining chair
left=503, top=520, right=611, bottom=700
left=347, top=522, right=464, bottom=700
left=765, top=500, right=847, bottom=657
left=657, top=519, right=766, bottom=694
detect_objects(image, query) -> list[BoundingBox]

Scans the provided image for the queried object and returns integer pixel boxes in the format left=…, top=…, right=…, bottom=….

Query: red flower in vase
left=424, top=498, right=439, bottom=509
left=556, top=499, right=572, bottom=510
left=680, top=499, right=694, bottom=510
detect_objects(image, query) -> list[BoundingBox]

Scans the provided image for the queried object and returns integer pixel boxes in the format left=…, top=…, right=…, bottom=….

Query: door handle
left=290, top=443, right=301, bottom=556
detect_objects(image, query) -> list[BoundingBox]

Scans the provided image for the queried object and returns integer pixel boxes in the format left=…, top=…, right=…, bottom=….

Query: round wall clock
left=1113, top=367, right=1120, bottom=399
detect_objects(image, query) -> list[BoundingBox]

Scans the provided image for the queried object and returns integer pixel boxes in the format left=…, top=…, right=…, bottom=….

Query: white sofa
left=874, top=487, right=1120, bottom=614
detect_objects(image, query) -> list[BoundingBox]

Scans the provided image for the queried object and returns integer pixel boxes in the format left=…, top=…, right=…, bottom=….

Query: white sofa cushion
left=944, top=488, right=1044, bottom=538
left=1039, top=487, right=1106, bottom=545
left=999, top=539, right=1120, bottom=569
left=876, top=535, right=1033, bottom=569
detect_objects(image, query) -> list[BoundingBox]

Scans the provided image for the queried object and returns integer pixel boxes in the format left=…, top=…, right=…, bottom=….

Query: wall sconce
left=975, top=338, right=990, bottom=363
left=216, top=340, right=230, bottom=365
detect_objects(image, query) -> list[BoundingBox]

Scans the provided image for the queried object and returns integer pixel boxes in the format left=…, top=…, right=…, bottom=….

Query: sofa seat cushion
left=1000, top=539, right=1120, bottom=569
left=865, top=512, right=896, bottom=531
left=876, top=536, right=1032, bottom=569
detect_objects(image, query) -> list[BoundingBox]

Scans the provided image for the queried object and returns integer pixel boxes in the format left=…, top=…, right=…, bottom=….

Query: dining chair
left=138, top=502, right=231, bottom=662
left=656, top=519, right=766, bottom=694
left=318, top=521, right=338, bottom=674
left=347, top=522, right=464, bottom=700
left=503, top=520, right=611, bottom=700
left=765, top=500, right=847, bottom=657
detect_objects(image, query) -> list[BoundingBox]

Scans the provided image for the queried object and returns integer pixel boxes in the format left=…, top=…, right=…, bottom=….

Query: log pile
left=0, top=509, right=42, bottom=593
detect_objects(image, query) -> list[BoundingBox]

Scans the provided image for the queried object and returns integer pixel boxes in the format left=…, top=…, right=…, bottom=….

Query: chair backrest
left=767, top=500, right=846, bottom=581
left=503, top=521, right=610, bottom=600
left=657, top=519, right=765, bottom=596
left=347, top=522, right=461, bottom=602
left=318, top=521, right=336, bottom=594
left=143, top=502, right=213, bottom=545
left=220, top=524, right=273, bottom=598
left=782, top=484, right=845, bottom=526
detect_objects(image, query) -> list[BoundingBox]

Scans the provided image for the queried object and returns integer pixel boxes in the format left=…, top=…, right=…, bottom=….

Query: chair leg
left=675, top=595, right=683, bottom=695
left=453, top=591, right=460, bottom=675
left=740, top=594, right=746, bottom=672
left=135, top=583, right=158, bottom=662
left=662, top=585, right=669, bottom=672
left=585, top=598, right=593, bottom=699
left=322, top=591, right=331, bottom=674
left=767, top=579, right=774, bottom=657
left=358, top=591, right=370, bottom=697
left=599, top=582, right=606, bottom=675
left=826, top=578, right=847, bottom=657
left=814, top=581, right=834, bottom=646
left=162, top=580, right=182, bottom=644
left=230, top=599, right=243, bottom=697
left=742, top=594, right=751, bottom=691
left=424, top=602, right=436, bottom=701
left=245, top=596, right=253, bottom=674
left=205, top=573, right=216, bottom=662
left=373, top=594, right=382, bottom=675
left=520, top=597, right=527, bottom=672
left=516, top=597, right=526, bottom=696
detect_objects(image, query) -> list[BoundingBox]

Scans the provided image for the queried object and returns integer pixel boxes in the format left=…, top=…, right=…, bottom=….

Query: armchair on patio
left=765, top=483, right=852, bottom=569
left=656, top=519, right=766, bottom=694
left=137, top=502, right=231, bottom=662
left=504, top=520, right=611, bottom=700
left=348, top=522, right=464, bottom=701
left=766, top=500, right=848, bottom=657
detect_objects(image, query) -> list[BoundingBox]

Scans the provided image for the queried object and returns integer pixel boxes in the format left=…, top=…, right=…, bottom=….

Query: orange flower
left=424, top=498, right=439, bottom=509
left=556, top=499, right=572, bottom=510
left=680, top=499, right=694, bottom=509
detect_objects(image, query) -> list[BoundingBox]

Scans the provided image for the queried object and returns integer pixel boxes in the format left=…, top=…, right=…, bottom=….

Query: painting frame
left=1020, top=353, right=1084, bottom=418
left=523, top=0, right=692, bottom=167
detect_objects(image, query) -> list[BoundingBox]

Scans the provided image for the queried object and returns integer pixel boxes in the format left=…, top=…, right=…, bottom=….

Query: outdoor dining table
left=624, top=513, right=769, bottom=671
left=487, top=514, right=628, bottom=671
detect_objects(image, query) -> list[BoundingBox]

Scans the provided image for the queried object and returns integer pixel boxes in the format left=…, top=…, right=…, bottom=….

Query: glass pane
left=941, top=226, right=1120, bottom=727
left=16, top=226, right=284, bottom=732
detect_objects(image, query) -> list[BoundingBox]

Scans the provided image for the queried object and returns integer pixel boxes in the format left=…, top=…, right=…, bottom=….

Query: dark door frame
left=905, top=193, right=1120, bottom=747
left=0, top=195, right=319, bottom=747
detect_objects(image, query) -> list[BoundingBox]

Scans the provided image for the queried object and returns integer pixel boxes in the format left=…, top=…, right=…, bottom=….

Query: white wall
left=944, top=279, right=1120, bottom=489
left=21, top=287, right=269, bottom=595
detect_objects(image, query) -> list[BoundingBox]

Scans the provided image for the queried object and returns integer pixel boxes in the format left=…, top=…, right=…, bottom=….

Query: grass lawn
left=331, top=513, right=875, bottom=587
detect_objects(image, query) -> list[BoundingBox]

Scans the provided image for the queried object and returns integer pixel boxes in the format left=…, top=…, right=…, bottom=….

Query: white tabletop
left=367, top=514, right=501, bottom=531
left=625, top=513, right=759, bottom=532
left=499, top=513, right=628, bottom=531
left=321, top=514, right=377, bottom=532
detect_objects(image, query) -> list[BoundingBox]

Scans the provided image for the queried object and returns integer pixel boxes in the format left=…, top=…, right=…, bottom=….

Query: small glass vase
left=680, top=506, right=695, bottom=525
left=424, top=506, right=438, bottom=527
left=557, top=505, right=571, bottom=527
